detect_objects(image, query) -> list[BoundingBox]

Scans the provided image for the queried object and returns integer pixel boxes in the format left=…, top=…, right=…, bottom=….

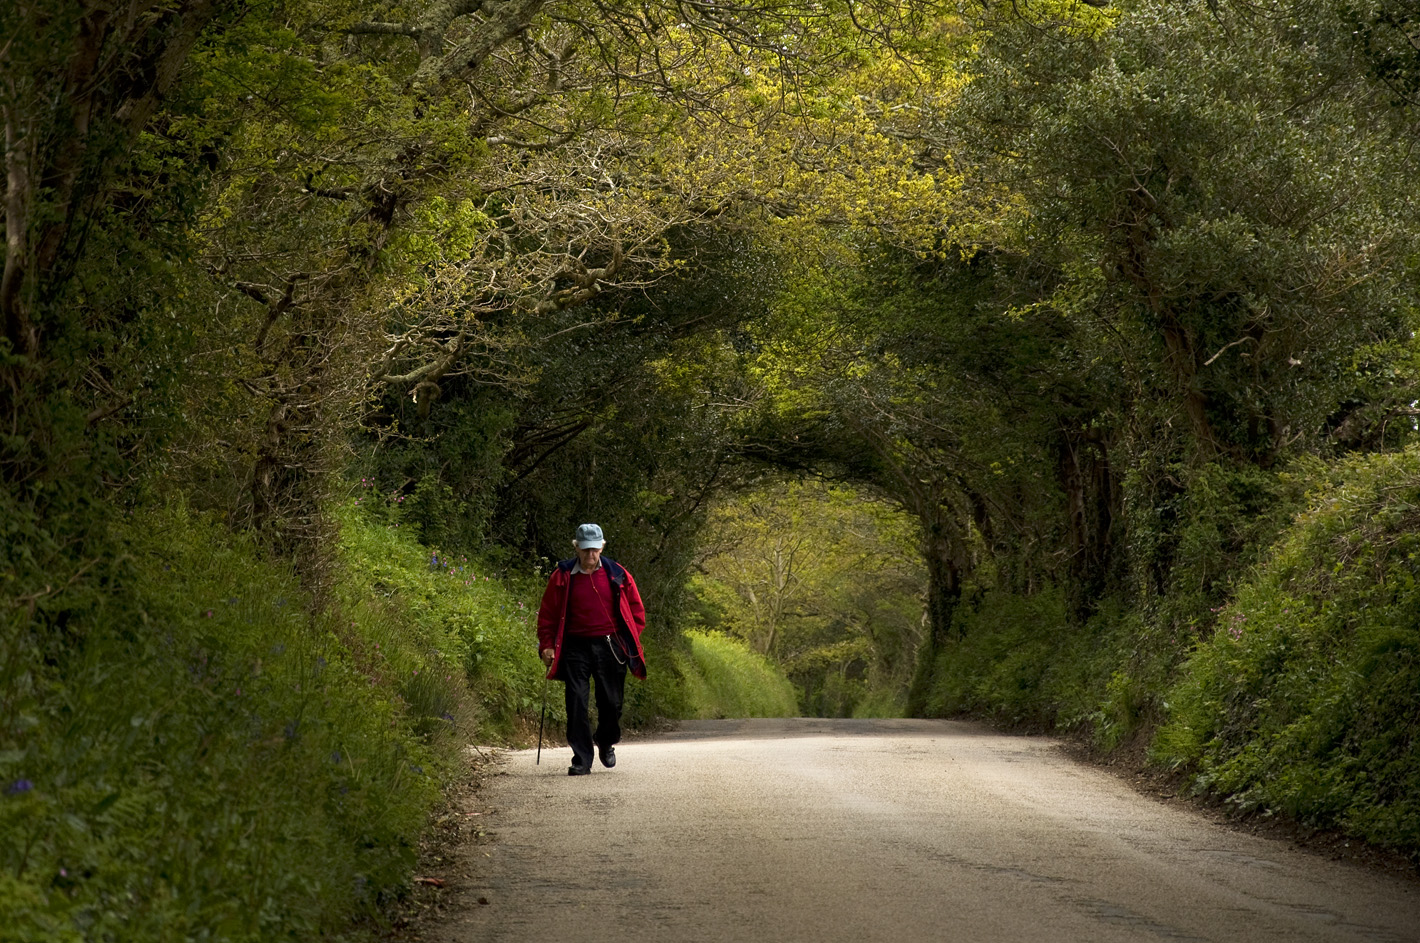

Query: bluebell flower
left=284, top=722, right=299, bottom=740
left=7, top=779, right=34, bottom=795
left=330, top=751, right=341, bottom=764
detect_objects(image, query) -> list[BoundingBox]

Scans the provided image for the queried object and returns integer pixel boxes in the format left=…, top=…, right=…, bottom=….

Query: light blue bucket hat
left=574, top=523, right=606, bottom=549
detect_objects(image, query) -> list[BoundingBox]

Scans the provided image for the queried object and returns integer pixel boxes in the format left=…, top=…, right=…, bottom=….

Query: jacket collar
left=559, top=556, right=624, bottom=584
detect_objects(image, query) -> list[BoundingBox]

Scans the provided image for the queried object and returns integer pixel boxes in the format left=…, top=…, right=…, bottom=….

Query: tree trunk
left=906, top=524, right=963, bottom=717
left=1057, top=423, right=1119, bottom=617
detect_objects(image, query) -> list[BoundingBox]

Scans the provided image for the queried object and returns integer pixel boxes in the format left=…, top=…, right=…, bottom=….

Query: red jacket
left=537, top=557, right=647, bottom=680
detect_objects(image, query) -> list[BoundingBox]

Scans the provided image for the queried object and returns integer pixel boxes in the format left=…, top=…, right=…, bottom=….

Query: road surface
left=428, top=718, right=1420, bottom=942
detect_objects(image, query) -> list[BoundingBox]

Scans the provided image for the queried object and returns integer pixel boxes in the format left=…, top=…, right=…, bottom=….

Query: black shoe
left=568, top=763, right=591, bottom=776
left=597, top=744, right=616, bottom=769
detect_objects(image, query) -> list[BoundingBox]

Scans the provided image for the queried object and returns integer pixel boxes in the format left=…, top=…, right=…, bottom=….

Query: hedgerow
left=0, top=505, right=444, bottom=941
left=1155, top=449, right=1420, bottom=850
left=0, top=495, right=579, bottom=941
left=919, top=450, right=1420, bottom=855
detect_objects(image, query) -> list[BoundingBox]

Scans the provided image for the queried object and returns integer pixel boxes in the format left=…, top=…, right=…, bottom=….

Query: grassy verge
left=333, top=502, right=546, bottom=743
left=675, top=631, right=799, bottom=718
left=1154, top=450, right=1420, bottom=852
left=0, top=505, right=447, bottom=941
left=0, top=497, right=567, bottom=941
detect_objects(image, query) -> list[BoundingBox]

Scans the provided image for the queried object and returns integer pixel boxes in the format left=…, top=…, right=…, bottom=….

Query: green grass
left=674, top=631, right=799, bottom=718
left=0, top=505, right=446, bottom=942
left=333, top=502, right=547, bottom=741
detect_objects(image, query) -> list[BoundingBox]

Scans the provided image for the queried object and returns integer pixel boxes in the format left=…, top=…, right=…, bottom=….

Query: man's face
left=576, top=545, right=602, bottom=570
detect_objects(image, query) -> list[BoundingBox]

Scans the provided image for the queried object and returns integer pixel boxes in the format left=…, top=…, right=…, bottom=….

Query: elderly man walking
left=537, top=523, right=647, bottom=775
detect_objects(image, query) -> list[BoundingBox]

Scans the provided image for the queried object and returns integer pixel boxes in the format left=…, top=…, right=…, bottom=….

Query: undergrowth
left=1155, top=449, right=1420, bottom=852
left=0, top=505, right=448, bottom=941
left=0, top=495, right=624, bottom=941
left=918, top=451, right=1420, bottom=855
left=333, top=501, right=546, bottom=742
left=675, top=631, right=799, bottom=718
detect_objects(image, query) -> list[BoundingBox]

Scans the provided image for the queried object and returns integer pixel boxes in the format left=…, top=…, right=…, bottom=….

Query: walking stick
left=536, top=675, right=548, bottom=765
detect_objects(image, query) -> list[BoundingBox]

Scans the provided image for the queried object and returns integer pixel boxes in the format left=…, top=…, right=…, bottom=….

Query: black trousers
left=560, top=634, right=627, bottom=768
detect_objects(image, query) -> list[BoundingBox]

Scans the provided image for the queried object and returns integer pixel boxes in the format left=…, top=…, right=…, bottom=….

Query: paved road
left=431, top=718, right=1420, bottom=943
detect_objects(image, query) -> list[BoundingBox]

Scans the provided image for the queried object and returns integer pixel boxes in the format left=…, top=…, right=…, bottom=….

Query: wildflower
left=203, top=609, right=214, bottom=618
left=235, top=687, right=242, bottom=696
left=59, top=868, right=67, bottom=877
left=6, top=779, right=34, bottom=795
left=284, top=722, right=299, bottom=740
left=331, top=751, right=342, bottom=764
left=442, top=712, right=455, bottom=723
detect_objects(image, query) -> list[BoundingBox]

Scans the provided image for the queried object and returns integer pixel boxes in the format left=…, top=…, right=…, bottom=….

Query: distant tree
left=692, top=480, right=925, bottom=714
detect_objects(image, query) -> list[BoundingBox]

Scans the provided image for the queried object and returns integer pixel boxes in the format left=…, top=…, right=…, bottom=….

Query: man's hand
left=540, top=648, right=555, bottom=667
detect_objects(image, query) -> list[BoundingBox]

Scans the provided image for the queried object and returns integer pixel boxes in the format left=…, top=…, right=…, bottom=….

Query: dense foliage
left=0, top=504, right=483, bottom=940
left=4, top=0, right=1420, bottom=934
left=1156, top=451, right=1420, bottom=849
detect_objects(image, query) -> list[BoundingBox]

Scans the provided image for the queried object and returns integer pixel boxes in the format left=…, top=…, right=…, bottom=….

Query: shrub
left=1154, top=449, right=1420, bottom=852
left=920, top=588, right=1069, bottom=726
left=333, top=503, right=546, bottom=742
